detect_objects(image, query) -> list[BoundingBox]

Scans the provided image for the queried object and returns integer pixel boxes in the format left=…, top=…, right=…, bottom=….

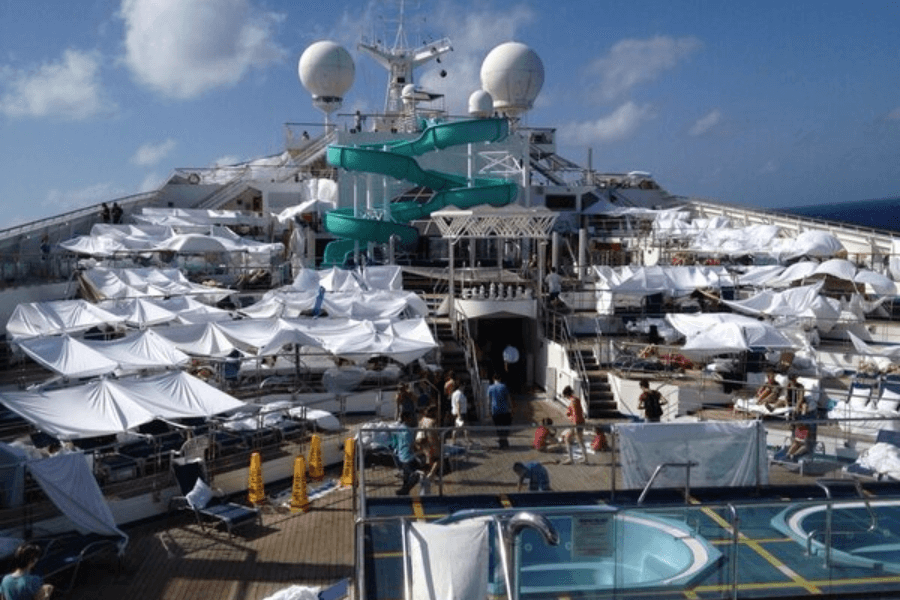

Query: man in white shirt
left=451, top=383, right=471, bottom=446
left=545, top=267, right=562, bottom=306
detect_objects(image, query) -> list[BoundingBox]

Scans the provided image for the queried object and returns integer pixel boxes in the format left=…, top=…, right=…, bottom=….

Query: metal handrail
left=807, top=478, right=879, bottom=568
left=637, top=461, right=698, bottom=505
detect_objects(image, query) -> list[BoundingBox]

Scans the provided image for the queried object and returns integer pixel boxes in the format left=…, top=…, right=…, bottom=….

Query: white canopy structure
left=666, top=313, right=795, bottom=353
left=59, top=222, right=283, bottom=259
left=722, top=282, right=842, bottom=332
left=18, top=335, right=120, bottom=379
left=7, top=300, right=125, bottom=341
left=79, top=267, right=233, bottom=303
left=0, top=371, right=245, bottom=440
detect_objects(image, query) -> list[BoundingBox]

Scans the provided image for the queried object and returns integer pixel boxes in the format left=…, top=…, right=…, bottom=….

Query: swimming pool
left=439, top=506, right=721, bottom=595
left=772, top=499, right=900, bottom=573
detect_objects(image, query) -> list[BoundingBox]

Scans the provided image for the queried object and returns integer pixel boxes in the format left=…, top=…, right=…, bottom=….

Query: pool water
left=772, top=500, right=900, bottom=573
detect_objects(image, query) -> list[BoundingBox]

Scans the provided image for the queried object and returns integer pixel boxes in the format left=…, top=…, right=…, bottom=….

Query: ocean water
left=782, top=196, right=900, bottom=233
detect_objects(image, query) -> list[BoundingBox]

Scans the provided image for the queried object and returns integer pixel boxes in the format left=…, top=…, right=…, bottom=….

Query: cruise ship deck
left=46, top=391, right=900, bottom=600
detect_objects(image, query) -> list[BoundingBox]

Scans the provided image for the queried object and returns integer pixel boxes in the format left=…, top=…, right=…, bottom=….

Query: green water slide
left=322, top=117, right=517, bottom=266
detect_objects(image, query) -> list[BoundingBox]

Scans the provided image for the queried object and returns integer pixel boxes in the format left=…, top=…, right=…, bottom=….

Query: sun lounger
left=169, top=458, right=261, bottom=537
left=32, top=532, right=124, bottom=592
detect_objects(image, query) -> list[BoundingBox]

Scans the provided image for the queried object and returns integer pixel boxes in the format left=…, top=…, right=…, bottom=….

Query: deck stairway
left=571, top=345, right=619, bottom=419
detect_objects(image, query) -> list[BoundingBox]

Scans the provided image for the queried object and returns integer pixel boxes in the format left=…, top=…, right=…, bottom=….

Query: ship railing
left=355, top=483, right=900, bottom=600
left=452, top=308, right=485, bottom=420
left=806, top=478, right=879, bottom=569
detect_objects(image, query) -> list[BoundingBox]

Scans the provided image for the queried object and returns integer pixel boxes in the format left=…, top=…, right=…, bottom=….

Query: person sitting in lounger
left=755, top=370, right=782, bottom=411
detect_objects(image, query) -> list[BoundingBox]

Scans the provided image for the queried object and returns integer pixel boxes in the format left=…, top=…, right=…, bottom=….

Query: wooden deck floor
left=62, top=486, right=354, bottom=600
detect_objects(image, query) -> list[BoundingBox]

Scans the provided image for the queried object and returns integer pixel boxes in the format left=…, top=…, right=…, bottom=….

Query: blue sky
left=1, top=0, right=899, bottom=228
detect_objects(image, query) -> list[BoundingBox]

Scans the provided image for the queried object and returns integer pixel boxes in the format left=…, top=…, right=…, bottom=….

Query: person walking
left=638, top=378, right=666, bottom=423
left=561, top=385, right=588, bottom=464
left=545, top=267, right=562, bottom=306
left=488, top=373, right=513, bottom=449
left=450, top=380, right=471, bottom=446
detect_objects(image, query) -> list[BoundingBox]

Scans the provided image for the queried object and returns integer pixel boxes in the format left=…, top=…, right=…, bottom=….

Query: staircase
left=570, top=345, right=619, bottom=419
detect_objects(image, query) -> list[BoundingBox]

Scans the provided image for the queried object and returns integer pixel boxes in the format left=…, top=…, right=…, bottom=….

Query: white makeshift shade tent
left=721, top=282, right=841, bottom=332
left=0, top=371, right=244, bottom=440
left=18, top=335, right=121, bottom=378
left=666, top=313, right=795, bottom=353
left=83, top=329, right=191, bottom=371
left=7, top=300, right=125, bottom=342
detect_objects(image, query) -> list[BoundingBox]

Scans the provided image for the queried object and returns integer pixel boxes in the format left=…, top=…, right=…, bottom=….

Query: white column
left=578, top=227, right=587, bottom=282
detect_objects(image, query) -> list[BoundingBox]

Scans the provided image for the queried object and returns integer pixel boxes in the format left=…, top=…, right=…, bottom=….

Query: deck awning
left=430, top=204, right=557, bottom=240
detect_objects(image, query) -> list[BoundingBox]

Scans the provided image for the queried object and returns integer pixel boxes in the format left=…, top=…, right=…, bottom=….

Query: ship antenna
left=358, top=0, right=452, bottom=116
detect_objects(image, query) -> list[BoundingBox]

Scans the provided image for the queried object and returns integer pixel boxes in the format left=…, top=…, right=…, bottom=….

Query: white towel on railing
left=408, top=518, right=490, bottom=600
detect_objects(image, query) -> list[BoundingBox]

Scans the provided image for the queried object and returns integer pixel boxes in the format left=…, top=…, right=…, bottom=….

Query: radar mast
left=358, top=0, right=452, bottom=116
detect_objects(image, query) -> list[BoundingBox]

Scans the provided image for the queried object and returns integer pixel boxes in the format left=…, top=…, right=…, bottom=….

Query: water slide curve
left=323, top=117, right=517, bottom=266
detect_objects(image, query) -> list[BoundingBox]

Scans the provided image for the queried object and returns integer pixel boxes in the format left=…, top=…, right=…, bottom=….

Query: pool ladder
left=637, top=461, right=698, bottom=505
left=805, top=478, right=878, bottom=568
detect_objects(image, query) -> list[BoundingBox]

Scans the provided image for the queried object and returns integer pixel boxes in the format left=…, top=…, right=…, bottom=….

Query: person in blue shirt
left=1, top=543, right=53, bottom=600
left=514, top=461, right=551, bottom=492
left=488, top=373, right=513, bottom=449
left=391, top=412, right=421, bottom=495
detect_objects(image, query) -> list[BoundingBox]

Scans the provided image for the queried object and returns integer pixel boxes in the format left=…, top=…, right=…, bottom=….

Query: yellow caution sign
left=248, top=451, right=265, bottom=505
left=309, top=434, right=325, bottom=481
left=290, top=456, right=310, bottom=513
left=340, top=437, right=355, bottom=487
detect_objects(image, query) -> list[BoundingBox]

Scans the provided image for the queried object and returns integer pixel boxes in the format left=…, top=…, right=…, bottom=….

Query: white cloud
left=43, top=182, right=127, bottom=212
left=120, top=0, right=287, bottom=99
left=132, top=139, right=177, bottom=166
left=558, top=102, right=655, bottom=145
left=588, top=36, right=702, bottom=100
left=212, top=155, right=243, bottom=167
left=689, top=109, right=722, bottom=136
left=139, top=172, right=166, bottom=192
left=0, top=50, right=113, bottom=119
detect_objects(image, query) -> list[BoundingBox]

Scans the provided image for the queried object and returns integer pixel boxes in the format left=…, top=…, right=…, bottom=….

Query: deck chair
left=32, top=532, right=124, bottom=592
left=169, top=458, right=261, bottom=537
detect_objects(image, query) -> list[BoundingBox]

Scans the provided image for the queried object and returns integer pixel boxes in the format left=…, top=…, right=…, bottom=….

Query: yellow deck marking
left=692, top=499, right=822, bottom=595
left=411, top=496, right=425, bottom=520
left=683, top=591, right=700, bottom=599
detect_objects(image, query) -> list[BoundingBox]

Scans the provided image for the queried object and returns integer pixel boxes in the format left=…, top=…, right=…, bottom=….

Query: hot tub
left=438, top=507, right=721, bottom=595
left=517, top=512, right=720, bottom=594
left=772, top=499, right=900, bottom=573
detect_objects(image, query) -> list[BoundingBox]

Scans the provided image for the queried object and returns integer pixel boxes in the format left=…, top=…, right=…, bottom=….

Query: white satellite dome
left=480, top=42, right=544, bottom=116
left=468, top=90, right=494, bottom=117
left=298, top=41, right=355, bottom=116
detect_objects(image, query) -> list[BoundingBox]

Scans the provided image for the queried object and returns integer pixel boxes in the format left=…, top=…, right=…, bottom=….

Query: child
left=533, top=418, right=557, bottom=451
left=591, top=425, right=610, bottom=452
left=561, top=386, right=588, bottom=464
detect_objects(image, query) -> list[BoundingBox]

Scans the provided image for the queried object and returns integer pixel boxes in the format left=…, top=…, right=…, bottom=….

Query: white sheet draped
left=615, top=421, right=768, bottom=489
left=27, top=453, right=128, bottom=544
left=408, top=518, right=490, bottom=600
